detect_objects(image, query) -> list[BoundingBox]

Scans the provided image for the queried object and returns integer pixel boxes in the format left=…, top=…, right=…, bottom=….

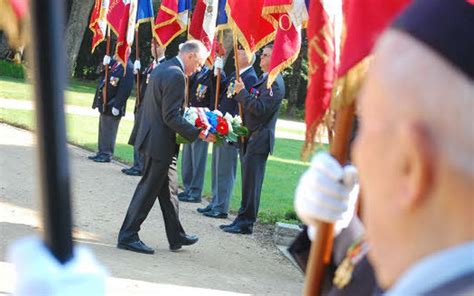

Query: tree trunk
left=64, top=0, right=95, bottom=76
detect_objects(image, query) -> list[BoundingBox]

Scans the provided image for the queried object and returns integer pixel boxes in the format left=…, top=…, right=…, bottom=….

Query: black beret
left=392, top=0, right=474, bottom=79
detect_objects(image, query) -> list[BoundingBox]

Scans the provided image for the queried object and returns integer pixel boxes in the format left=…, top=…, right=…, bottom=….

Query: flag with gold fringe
left=136, top=0, right=154, bottom=27
left=263, top=0, right=309, bottom=88
left=115, top=0, right=138, bottom=72
left=225, top=0, right=275, bottom=59
left=107, top=0, right=127, bottom=36
left=89, top=0, right=109, bottom=53
left=153, top=0, right=192, bottom=47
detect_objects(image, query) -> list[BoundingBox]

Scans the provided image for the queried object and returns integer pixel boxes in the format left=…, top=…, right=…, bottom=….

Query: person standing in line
left=89, top=56, right=134, bottom=163
left=122, top=41, right=166, bottom=176
left=117, top=40, right=216, bottom=255
left=220, top=44, right=285, bottom=234
left=197, top=46, right=258, bottom=219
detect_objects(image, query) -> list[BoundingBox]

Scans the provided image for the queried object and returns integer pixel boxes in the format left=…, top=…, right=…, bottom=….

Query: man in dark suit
left=197, top=47, right=258, bottom=218
left=88, top=57, right=134, bottom=163
left=122, top=41, right=166, bottom=176
left=220, top=44, right=285, bottom=234
left=178, top=64, right=225, bottom=203
left=117, top=40, right=216, bottom=255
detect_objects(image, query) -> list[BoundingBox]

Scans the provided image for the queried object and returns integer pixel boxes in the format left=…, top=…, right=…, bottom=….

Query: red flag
left=338, top=0, right=411, bottom=76
left=115, top=0, right=138, bottom=71
left=89, top=0, right=109, bottom=53
left=107, top=0, right=127, bottom=36
left=153, top=0, right=191, bottom=47
left=226, top=0, right=275, bottom=58
left=304, top=0, right=338, bottom=145
left=263, top=0, right=308, bottom=88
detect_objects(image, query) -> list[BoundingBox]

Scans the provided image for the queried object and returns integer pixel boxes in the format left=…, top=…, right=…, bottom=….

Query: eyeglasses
left=261, top=53, right=271, bottom=58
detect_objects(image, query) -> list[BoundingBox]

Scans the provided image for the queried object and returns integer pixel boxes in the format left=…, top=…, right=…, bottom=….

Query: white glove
left=214, top=57, right=224, bottom=76
left=8, top=236, right=107, bottom=296
left=102, top=55, right=111, bottom=66
left=111, top=107, right=120, bottom=116
left=133, top=60, right=141, bottom=74
left=295, top=152, right=359, bottom=238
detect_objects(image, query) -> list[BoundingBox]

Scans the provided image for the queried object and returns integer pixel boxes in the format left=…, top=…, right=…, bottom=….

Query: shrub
left=0, top=60, right=25, bottom=79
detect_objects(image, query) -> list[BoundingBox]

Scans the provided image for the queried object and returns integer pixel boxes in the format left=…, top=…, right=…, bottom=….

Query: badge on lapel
left=249, top=87, right=260, bottom=99
left=196, top=83, right=208, bottom=101
left=227, top=81, right=236, bottom=98
left=109, top=76, right=120, bottom=87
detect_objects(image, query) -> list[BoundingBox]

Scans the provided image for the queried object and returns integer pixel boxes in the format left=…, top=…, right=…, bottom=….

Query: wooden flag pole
left=214, top=31, right=223, bottom=110
left=184, top=10, right=193, bottom=108
left=135, top=28, right=141, bottom=108
left=233, top=36, right=246, bottom=149
left=103, top=26, right=111, bottom=111
left=304, top=102, right=356, bottom=295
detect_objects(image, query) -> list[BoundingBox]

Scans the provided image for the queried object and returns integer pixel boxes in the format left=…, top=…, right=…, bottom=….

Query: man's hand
left=294, top=152, right=359, bottom=237
left=111, top=107, right=120, bottom=116
left=214, top=57, right=224, bottom=76
left=102, top=55, right=111, bottom=66
left=234, top=78, right=245, bottom=95
left=198, top=130, right=216, bottom=143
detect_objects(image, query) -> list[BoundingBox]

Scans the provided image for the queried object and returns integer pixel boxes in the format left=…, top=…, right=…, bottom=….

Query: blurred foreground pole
left=30, top=0, right=73, bottom=263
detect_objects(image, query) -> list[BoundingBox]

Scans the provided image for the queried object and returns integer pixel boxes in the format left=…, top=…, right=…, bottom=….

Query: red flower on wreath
left=216, top=117, right=229, bottom=135
left=195, top=117, right=207, bottom=129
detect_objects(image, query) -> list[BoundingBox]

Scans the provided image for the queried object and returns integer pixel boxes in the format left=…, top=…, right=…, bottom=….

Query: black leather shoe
left=177, top=192, right=188, bottom=198
left=203, top=210, right=228, bottom=219
left=93, top=155, right=111, bottom=163
left=169, top=234, right=199, bottom=251
left=122, top=168, right=142, bottom=176
left=117, top=240, right=155, bottom=254
left=178, top=195, right=201, bottom=203
left=197, top=205, right=212, bottom=213
left=219, top=221, right=237, bottom=229
left=88, top=154, right=99, bottom=160
left=222, top=224, right=253, bottom=235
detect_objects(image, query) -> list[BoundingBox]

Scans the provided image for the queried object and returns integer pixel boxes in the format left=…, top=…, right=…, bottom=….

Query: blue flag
left=178, top=0, right=193, bottom=13
left=136, top=0, right=154, bottom=26
left=216, top=0, right=228, bottom=29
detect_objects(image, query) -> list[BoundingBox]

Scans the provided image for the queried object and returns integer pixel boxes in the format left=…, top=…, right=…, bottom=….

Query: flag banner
left=216, top=0, right=228, bottom=30
left=154, top=0, right=192, bottom=47
left=189, top=0, right=218, bottom=51
left=226, top=0, right=275, bottom=59
left=89, top=0, right=110, bottom=53
left=107, top=0, right=127, bottom=36
left=303, top=0, right=339, bottom=150
left=136, top=0, right=154, bottom=27
left=116, top=0, right=138, bottom=71
left=263, top=0, right=308, bottom=88
left=338, top=0, right=411, bottom=77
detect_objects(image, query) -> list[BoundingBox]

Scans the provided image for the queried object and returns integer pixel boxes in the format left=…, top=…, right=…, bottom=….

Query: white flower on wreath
left=184, top=107, right=198, bottom=125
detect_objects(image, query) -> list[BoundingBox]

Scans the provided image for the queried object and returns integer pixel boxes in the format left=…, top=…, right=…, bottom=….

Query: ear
left=398, top=122, right=435, bottom=209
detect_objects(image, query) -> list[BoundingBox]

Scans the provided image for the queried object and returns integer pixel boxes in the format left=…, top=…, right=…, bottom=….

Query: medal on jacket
left=109, top=76, right=120, bottom=87
left=250, top=87, right=260, bottom=98
left=196, top=83, right=208, bottom=101
left=227, top=81, right=236, bottom=98
left=333, top=238, right=369, bottom=289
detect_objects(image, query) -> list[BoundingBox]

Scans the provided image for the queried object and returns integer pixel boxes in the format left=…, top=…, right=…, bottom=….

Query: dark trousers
left=236, top=151, right=269, bottom=225
left=118, top=155, right=184, bottom=246
left=98, top=114, right=121, bottom=158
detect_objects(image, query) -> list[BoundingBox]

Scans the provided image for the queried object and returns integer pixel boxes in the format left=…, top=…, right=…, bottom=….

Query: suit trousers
left=236, top=151, right=269, bottom=225
left=118, top=155, right=185, bottom=246
left=180, top=140, right=209, bottom=199
left=98, top=114, right=121, bottom=158
left=131, top=109, right=145, bottom=171
left=210, top=142, right=238, bottom=213
left=132, top=144, right=145, bottom=172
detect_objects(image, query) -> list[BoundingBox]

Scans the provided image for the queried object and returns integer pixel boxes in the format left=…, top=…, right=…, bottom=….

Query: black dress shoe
left=203, top=210, right=228, bottom=219
left=88, top=154, right=99, bottom=160
left=93, top=155, right=111, bottom=163
left=169, top=234, right=199, bottom=251
left=178, top=195, right=201, bottom=203
left=197, top=205, right=212, bottom=213
left=219, top=221, right=237, bottom=229
left=177, top=192, right=188, bottom=198
left=222, top=224, right=253, bottom=235
left=122, top=168, right=142, bottom=176
left=117, top=240, right=155, bottom=254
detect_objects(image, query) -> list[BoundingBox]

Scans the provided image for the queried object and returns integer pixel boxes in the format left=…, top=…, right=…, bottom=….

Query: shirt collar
left=385, top=241, right=474, bottom=295
left=239, top=65, right=252, bottom=76
left=158, top=56, right=165, bottom=64
left=176, top=56, right=185, bottom=73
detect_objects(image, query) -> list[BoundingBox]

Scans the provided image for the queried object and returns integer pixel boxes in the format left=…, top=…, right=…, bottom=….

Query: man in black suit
left=117, top=40, right=216, bottom=255
left=122, top=41, right=166, bottom=176
left=88, top=56, right=134, bottom=163
left=197, top=47, right=258, bottom=218
left=221, top=44, right=285, bottom=234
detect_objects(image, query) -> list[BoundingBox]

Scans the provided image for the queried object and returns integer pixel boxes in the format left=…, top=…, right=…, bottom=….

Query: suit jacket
left=234, top=73, right=285, bottom=155
left=135, top=57, right=201, bottom=162
left=129, top=58, right=166, bottom=146
left=218, top=67, right=258, bottom=116
left=92, top=59, right=134, bottom=117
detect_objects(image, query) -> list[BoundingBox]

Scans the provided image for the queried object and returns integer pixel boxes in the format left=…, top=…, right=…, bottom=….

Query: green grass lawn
left=0, top=76, right=325, bottom=224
